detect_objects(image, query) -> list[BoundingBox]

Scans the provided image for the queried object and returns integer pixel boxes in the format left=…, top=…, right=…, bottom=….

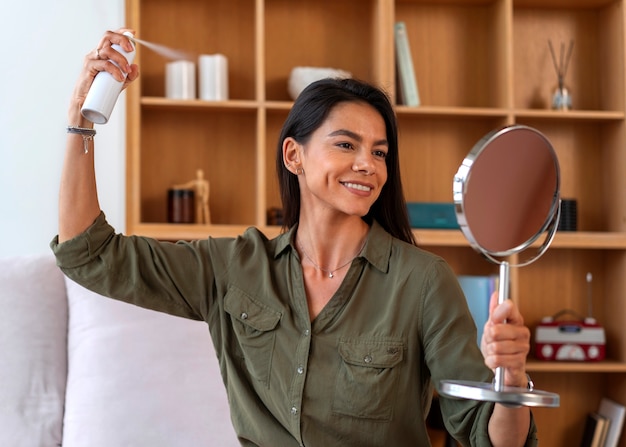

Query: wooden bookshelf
left=125, top=1, right=626, bottom=445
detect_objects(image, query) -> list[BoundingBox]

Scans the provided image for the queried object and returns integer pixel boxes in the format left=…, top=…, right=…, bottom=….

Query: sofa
left=0, top=253, right=240, bottom=447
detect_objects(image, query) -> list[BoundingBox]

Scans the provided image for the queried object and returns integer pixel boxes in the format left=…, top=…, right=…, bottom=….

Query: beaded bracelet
left=67, top=126, right=97, bottom=154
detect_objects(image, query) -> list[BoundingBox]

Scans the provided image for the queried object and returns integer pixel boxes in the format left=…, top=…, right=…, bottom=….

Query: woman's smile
left=341, top=181, right=374, bottom=193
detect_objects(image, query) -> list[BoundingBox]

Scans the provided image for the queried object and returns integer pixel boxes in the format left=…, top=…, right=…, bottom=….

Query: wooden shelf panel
left=396, top=105, right=510, bottom=118
left=527, top=359, right=626, bottom=373
left=417, top=230, right=626, bottom=249
left=514, top=0, right=618, bottom=7
left=141, top=100, right=626, bottom=121
left=127, top=223, right=282, bottom=241
left=548, top=232, right=626, bottom=249
left=141, top=97, right=260, bottom=110
left=514, top=109, right=625, bottom=121
left=130, top=224, right=626, bottom=251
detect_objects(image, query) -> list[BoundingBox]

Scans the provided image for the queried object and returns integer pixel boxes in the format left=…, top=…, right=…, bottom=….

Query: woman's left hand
left=481, top=292, right=531, bottom=388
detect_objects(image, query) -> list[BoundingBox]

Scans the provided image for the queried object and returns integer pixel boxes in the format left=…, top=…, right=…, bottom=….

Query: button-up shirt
left=51, top=212, right=537, bottom=446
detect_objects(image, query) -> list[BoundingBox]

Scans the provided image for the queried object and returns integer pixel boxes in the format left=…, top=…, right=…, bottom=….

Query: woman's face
left=295, top=101, right=388, bottom=218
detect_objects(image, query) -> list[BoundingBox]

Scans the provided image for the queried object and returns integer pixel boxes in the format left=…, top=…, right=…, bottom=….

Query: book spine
left=457, top=275, right=491, bottom=347
left=598, top=398, right=626, bottom=447
left=394, top=22, right=420, bottom=107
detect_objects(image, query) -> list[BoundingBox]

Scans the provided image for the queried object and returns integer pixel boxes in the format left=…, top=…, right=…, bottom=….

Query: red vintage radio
left=535, top=309, right=606, bottom=361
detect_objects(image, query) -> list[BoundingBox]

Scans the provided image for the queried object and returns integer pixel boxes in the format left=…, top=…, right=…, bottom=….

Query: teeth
left=343, top=182, right=371, bottom=192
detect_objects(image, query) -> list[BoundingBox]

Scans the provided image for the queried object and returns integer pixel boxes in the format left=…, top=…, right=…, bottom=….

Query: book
left=394, top=21, right=420, bottom=107
left=580, top=412, right=610, bottom=447
left=457, top=275, right=496, bottom=346
left=598, top=398, right=626, bottom=447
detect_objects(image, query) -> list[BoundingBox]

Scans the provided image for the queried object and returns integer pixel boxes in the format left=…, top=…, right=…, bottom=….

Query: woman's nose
left=352, top=153, right=375, bottom=175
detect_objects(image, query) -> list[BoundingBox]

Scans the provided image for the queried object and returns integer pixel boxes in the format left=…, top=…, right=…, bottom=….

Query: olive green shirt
left=51, top=212, right=537, bottom=446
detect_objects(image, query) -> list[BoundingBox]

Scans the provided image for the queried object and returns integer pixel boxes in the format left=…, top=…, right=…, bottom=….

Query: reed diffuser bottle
left=549, top=39, right=574, bottom=111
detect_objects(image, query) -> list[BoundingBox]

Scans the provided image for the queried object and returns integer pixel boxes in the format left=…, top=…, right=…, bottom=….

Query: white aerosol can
left=81, top=31, right=136, bottom=124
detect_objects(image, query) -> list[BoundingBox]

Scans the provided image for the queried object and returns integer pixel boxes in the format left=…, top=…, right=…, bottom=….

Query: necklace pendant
left=328, top=272, right=334, bottom=278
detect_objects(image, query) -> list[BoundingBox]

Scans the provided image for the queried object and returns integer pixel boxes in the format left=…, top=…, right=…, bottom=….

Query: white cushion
left=63, top=278, right=239, bottom=447
left=0, top=254, right=67, bottom=447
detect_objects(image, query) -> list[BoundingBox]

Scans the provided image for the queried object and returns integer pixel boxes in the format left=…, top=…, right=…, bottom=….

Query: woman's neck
left=295, top=214, right=369, bottom=271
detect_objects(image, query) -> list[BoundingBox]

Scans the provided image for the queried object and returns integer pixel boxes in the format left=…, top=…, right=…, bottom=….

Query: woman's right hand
left=69, top=29, right=140, bottom=126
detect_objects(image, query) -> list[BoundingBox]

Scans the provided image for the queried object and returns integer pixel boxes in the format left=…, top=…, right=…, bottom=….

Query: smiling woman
left=276, top=79, right=411, bottom=245
left=52, top=33, right=537, bottom=446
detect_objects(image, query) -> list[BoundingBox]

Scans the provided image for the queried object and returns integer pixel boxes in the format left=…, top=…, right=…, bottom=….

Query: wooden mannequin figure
left=173, top=169, right=211, bottom=224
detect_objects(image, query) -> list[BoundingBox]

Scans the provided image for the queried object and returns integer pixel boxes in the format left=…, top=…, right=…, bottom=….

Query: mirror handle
left=493, top=262, right=510, bottom=393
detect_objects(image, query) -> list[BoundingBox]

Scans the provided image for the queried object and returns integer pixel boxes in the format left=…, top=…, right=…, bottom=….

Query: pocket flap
left=224, top=286, right=282, bottom=332
left=338, top=340, right=404, bottom=368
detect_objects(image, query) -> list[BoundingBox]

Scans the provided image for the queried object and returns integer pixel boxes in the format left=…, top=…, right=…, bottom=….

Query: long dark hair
left=276, top=78, right=416, bottom=246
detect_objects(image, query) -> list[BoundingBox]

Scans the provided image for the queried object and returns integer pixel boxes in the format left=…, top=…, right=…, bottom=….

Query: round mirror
left=438, top=125, right=561, bottom=408
left=453, top=125, right=561, bottom=262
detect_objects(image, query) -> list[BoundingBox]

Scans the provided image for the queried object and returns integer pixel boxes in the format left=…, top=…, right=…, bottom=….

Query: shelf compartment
left=138, top=108, right=258, bottom=226
left=519, top=249, right=606, bottom=330
left=513, top=1, right=624, bottom=112
left=520, top=249, right=626, bottom=362
left=396, top=115, right=508, bottom=203
left=513, top=118, right=625, bottom=233
left=529, top=371, right=614, bottom=446
left=395, top=0, right=508, bottom=108
left=136, top=0, right=256, bottom=100
left=427, top=245, right=499, bottom=277
left=264, top=0, right=378, bottom=101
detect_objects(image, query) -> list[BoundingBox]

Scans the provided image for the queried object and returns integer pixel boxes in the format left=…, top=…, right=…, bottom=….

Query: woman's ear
left=283, top=137, right=301, bottom=172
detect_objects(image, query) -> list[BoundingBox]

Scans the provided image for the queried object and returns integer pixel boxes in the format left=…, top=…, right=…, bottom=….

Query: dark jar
left=557, top=198, right=577, bottom=232
left=167, top=188, right=195, bottom=223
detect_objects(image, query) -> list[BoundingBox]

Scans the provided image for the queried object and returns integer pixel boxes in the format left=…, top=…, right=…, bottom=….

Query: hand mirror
left=437, top=125, right=561, bottom=407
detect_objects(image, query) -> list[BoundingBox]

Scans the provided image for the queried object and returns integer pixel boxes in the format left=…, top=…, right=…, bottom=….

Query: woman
left=52, top=29, right=536, bottom=446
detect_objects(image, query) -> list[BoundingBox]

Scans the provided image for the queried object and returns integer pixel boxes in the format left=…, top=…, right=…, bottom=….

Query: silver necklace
left=298, top=240, right=366, bottom=279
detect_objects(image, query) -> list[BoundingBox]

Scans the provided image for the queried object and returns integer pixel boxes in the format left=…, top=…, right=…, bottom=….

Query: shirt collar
left=273, top=220, right=392, bottom=275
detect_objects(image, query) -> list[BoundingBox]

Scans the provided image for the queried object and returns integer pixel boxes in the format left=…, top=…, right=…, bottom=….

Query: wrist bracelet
left=67, top=126, right=96, bottom=154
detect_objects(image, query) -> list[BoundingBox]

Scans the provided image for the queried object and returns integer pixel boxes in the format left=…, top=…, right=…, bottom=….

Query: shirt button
left=291, top=406, right=298, bottom=415
left=297, top=365, right=304, bottom=374
left=364, top=355, right=373, bottom=364
left=304, top=329, right=310, bottom=336
left=240, top=312, right=248, bottom=320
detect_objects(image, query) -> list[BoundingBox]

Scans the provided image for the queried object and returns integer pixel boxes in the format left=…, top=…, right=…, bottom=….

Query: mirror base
left=437, top=380, right=560, bottom=408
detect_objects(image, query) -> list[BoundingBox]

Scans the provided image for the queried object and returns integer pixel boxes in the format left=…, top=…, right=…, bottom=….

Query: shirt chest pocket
left=224, top=286, right=282, bottom=388
left=332, top=339, right=404, bottom=421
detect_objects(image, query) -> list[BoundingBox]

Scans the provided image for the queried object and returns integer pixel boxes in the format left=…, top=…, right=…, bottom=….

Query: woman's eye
left=337, top=142, right=354, bottom=150
left=373, top=150, right=387, bottom=159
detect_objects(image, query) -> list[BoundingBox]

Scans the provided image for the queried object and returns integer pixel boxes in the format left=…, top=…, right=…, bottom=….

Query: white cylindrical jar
left=165, top=60, right=196, bottom=99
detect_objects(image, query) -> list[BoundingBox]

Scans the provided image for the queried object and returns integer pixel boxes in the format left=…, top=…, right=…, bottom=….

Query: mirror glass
left=454, top=125, right=560, bottom=258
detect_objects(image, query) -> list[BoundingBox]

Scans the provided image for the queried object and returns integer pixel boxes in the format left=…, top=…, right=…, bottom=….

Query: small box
left=406, top=202, right=459, bottom=229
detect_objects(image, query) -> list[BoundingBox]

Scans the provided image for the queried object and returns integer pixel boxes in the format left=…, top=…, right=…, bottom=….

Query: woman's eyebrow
left=328, top=129, right=388, bottom=146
